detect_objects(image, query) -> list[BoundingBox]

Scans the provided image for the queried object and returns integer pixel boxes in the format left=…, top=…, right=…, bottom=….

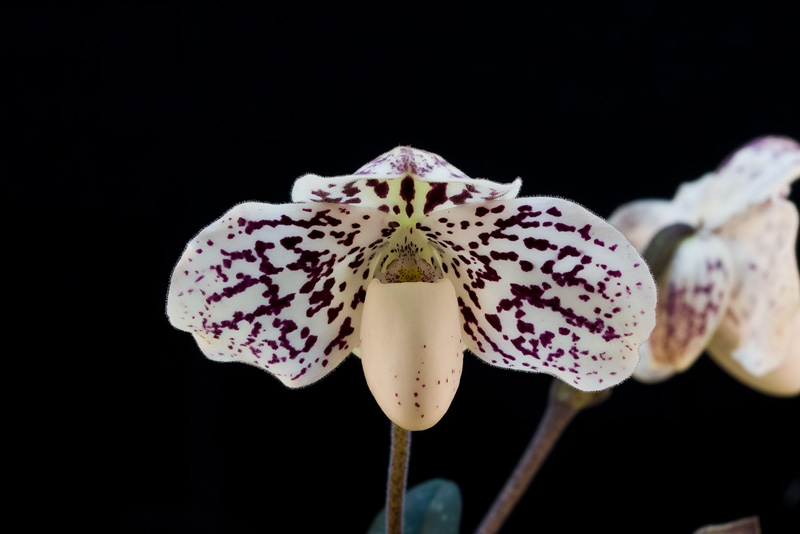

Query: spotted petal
left=292, top=146, right=522, bottom=215
left=709, top=198, right=800, bottom=375
left=166, top=202, right=394, bottom=387
left=423, top=198, right=658, bottom=390
left=673, top=136, right=800, bottom=230
left=636, top=233, right=734, bottom=380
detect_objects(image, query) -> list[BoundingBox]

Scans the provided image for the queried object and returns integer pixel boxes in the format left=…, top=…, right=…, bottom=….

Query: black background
left=5, top=2, right=800, bottom=533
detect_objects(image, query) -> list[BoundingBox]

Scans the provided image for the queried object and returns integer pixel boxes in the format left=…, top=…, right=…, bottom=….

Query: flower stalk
left=387, top=423, right=412, bottom=534
left=475, top=380, right=610, bottom=534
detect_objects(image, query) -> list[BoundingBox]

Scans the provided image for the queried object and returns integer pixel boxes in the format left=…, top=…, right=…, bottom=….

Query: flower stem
left=475, top=379, right=611, bottom=534
left=387, top=423, right=412, bottom=534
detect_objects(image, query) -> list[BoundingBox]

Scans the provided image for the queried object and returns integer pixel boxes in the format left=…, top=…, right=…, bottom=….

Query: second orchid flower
left=609, top=136, right=800, bottom=396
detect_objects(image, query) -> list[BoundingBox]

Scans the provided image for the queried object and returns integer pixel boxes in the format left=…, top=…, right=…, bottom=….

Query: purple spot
left=539, top=331, right=555, bottom=347
left=485, top=314, right=503, bottom=332
left=400, top=177, right=415, bottom=217
left=602, top=326, right=621, bottom=342
left=424, top=182, right=448, bottom=214
left=546, top=206, right=562, bottom=217
left=516, top=319, right=535, bottom=334
left=366, top=179, right=390, bottom=199
left=490, top=250, right=519, bottom=261
left=557, top=245, right=581, bottom=260
left=524, top=237, right=551, bottom=251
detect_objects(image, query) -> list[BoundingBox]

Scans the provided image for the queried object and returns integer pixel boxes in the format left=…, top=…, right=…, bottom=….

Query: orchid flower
left=167, top=147, right=657, bottom=430
left=609, top=136, right=800, bottom=396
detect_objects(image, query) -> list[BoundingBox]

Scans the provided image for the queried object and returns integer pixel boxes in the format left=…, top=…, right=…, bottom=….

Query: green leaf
left=367, top=478, right=462, bottom=534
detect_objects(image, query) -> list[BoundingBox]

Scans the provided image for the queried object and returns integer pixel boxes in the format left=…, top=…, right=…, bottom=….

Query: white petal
left=674, top=136, right=800, bottom=230
left=607, top=199, right=691, bottom=251
left=644, top=233, right=734, bottom=373
left=360, top=279, right=463, bottom=430
left=708, top=312, right=800, bottom=397
left=291, top=146, right=521, bottom=214
left=166, top=202, right=394, bottom=387
left=710, top=198, right=800, bottom=375
left=424, top=198, right=658, bottom=391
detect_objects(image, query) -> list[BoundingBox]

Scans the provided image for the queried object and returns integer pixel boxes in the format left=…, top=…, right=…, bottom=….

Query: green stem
left=475, top=380, right=610, bottom=534
left=387, top=423, right=411, bottom=534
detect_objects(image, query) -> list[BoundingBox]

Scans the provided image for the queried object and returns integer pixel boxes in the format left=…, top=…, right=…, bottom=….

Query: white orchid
left=167, top=147, right=657, bottom=429
left=609, top=136, right=800, bottom=396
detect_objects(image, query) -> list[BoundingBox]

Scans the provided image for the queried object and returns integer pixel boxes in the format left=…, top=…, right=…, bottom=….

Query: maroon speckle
left=524, top=237, right=552, bottom=251
left=602, top=326, right=621, bottom=342
left=485, top=314, right=503, bottom=332
left=400, top=176, right=415, bottom=217
left=546, top=206, right=562, bottom=216
left=557, top=245, right=581, bottom=260
left=366, top=179, right=390, bottom=199
left=539, top=330, right=555, bottom=347
left=424, top=182, right=448, bottom=214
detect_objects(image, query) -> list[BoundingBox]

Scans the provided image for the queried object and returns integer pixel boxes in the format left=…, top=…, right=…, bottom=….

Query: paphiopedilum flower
left=609, top=136, right=800, bottom=396
left=167, top=147, right=657, bottom=429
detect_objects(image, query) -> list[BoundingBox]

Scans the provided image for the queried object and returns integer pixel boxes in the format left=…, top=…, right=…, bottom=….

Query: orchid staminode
left=167, top=147, right=657, bottom=429
left=609, top=136, right=800, bottom=396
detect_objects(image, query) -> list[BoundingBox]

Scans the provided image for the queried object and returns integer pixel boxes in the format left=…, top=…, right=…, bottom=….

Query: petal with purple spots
left=292, top=146, right=521, bottom=215
left=638, top=233, right=734, bottom=378
left=167, top=202, right=393, bottom=387
left=424, top=197, right=657, bottom=391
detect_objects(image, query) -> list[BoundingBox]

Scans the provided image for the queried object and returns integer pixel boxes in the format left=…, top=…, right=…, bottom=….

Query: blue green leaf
left=367, top=478, right=462, bottom=534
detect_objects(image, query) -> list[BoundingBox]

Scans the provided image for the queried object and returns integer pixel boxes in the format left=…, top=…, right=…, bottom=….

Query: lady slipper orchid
left=167, top=147, right=657, bottom=430
left=608, top=136, right=800, bottom=396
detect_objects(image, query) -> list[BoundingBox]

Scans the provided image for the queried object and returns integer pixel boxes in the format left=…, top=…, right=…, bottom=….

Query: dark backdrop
left=5, top=2, right=799, bottom=533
